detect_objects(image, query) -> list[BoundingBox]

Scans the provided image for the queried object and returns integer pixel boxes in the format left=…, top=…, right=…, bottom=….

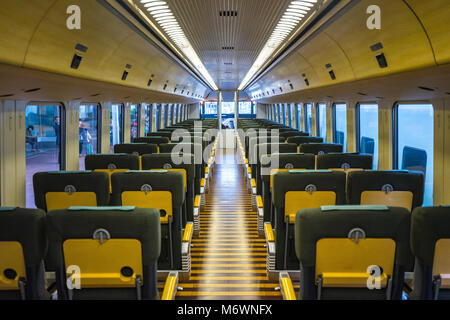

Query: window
left=26, top=103, right=63, bottom=208
left=168, top=104, right=175, bottom=126
left=317, top=103, right=327, bottom=142
left=79, top=104, right=99, bottom=170
left=283, top=104, right=287, bottom=125
left=163, top=104, right=168, bottom=128
left=130, top=104, right=139, bottom=140
left=222, top=102, right=235, bottom=114
left=144, top=103, right=152, bottom=135
left=296, top=104, right=302, bottom=131
left=203, top=102, right=218, bottom=119
left=394, top=103, right=434, bottom=206
left=288, top=104, right=293, bottom=127
left=305, top=104, right=313, bottom=135
left=278, top=104, right=282, bottom=123
left=238, top=101, right=255, bottom=119
left=333, top=103, right=347, bottom=151
left=110, top=104, right=123, bottom=153
left=239, top=101, right=252, bottom=114
left=357, top=104, right=378, bottom=169
left=222, top=102, right=235, bottom=129
left=155, top=104, right=161, bottom=131
left=274, top=104, right=278, bottom=123
left=173, top=104, right=178, bottom=124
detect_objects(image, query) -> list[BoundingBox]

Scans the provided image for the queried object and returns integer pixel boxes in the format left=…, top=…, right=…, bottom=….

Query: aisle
left=176, top=148, right=282, bottom=300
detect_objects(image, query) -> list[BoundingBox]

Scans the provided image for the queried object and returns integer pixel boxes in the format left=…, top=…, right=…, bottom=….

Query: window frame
left=26, top=101, right=66, bottom=170
left=155, top=104, right=161, bottom=131
left=392, top=100, right=434, bottom=169
left=130, top=103, right=140, bottom=139
left=304, top=103, right=313, bottom=135
left=315, top=102, right=327, bottom=140
left=110, top=103, right=125, bottom=148
left=332, top=102, right=347, bottom=145
left=355, top=101, right=377, bottom=153
left=296, top=104, right=302, bottom=131
left=80, top=102, right=102, bottom=155
left=355, top=102, right=381, bottom=171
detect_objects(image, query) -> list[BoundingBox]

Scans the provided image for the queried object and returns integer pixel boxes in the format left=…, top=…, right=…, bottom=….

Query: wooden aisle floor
left=176, top=148, right=282, bottom=300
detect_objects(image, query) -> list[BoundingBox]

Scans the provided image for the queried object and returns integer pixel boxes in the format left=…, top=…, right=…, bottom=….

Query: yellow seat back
left=285, top=191, right=336, bottom=223
left=0, top=242, right=26, bottom=290
left=45, top=192, right=97, bottom=212
left=361, top=191, right=413, bottom=211
left=433, top=239, right=450, bottom=289
left=64, top=239, right=142, bottom=288
left=121, top=191, right=173, bottom=224
left=316, top=238, right=395, bottom=288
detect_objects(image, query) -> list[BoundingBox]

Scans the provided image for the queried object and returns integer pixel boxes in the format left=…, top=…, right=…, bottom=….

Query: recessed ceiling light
left=137, top=0, right=218, bottom=91
left=238, top=0, right=318, bottom=90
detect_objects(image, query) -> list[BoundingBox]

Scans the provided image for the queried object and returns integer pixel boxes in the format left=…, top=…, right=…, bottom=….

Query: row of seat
left=279, top=205, right=450, bottom=300
left=237, top=119, right=448, bottom=300
left=0, top=119, right=220, bottom=300
left=0, top=206, right=162, bottom=300
left=268, top=168, right=424, bottom=272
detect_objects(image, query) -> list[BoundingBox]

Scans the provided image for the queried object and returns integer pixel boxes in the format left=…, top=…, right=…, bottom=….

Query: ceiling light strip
left=238, top=0, right=318, bottom=91
left=137, top=0, right=218, bottom=91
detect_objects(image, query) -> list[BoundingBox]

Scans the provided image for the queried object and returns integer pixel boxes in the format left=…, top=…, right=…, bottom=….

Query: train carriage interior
left=1, top=0, right=450, bottom=307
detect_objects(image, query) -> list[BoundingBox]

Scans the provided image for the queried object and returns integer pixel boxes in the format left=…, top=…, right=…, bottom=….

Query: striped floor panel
left=176, top=148, right=282, bottom=300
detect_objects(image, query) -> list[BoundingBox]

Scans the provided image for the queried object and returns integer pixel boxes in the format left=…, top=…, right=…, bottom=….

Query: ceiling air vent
left=147, top=79, right=153, bottom=87
left=304, top=79, right=310, bottom=86
left=219, top=11, right=238, bottom=17
left=0, top=93, right=14, bottom=98
left=75, top=43, right=88, bottom=53
left=376, top=53, right=388, bottom=68
left=370, top=42, right=383, bottom=52
left=329, top=70, right=336, bottom=80
left=222, top=47, right=235, bottom=50
left=121, top=71, right=129, bottom=81
left=71, top=54, right=83, bottom=69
